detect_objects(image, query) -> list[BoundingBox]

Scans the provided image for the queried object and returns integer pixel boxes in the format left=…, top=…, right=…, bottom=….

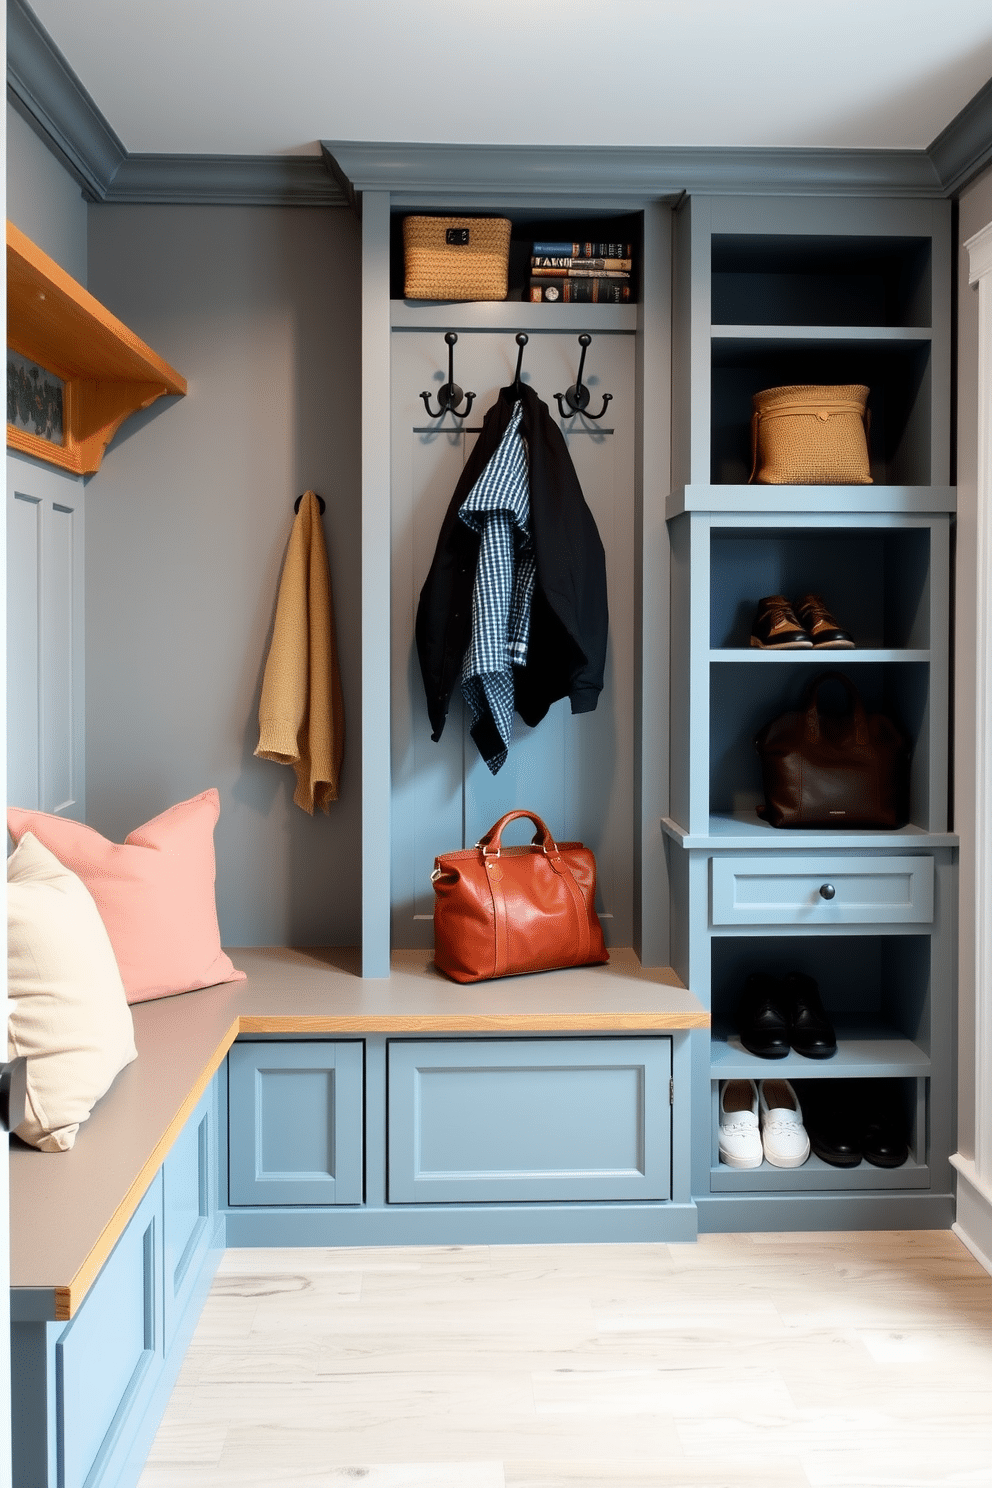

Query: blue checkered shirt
left=458, top=400, right=536, bottom=773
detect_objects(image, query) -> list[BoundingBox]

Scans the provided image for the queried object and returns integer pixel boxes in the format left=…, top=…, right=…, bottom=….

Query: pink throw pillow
left=7, top=790, right=246, bottom=1004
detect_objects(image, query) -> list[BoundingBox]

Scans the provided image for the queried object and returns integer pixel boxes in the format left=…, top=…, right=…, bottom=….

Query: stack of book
left=528, top=239, right=634, bottom=303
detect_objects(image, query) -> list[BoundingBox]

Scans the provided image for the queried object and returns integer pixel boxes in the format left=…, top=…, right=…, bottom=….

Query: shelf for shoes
left=711, top=1064, right=929, bottom=1193
left=710, top=526, right=932, bottom=651
left=711, top=1025, right=930, bottom=1080
left=710, top=650, right=930, bottom=663
left=709, top=1154, right=930, bottom=1193
left=710, top=933, right=932, bottom=1063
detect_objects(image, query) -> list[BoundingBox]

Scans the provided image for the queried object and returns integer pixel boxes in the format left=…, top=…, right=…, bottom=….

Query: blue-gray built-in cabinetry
left=666, top=195, right=957, bottom=1229
left=345, top=172, right=958, bottom=1234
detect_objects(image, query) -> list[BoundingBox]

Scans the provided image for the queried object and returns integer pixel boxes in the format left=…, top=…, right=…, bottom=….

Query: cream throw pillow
left=7, top=833, right=138, bottom=1152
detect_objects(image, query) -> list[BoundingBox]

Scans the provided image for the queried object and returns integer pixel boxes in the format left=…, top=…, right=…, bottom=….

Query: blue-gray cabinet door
left=228, top=1042, right=364, bottom=1206
left=57, top=1176, right=162, bottom=1488
left=388, top=1037, right=671, bottom=1203
left=163, top=1080, right=217, bottom=1348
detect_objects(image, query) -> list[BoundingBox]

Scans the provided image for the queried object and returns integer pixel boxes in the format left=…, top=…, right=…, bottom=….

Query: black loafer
left=783, top=972, right=837, bottom=1059
left=794, top=1080, right=862, bottom=1167
left=737, top=973, right=790, bottom=1059
left=860, top=1082, right=910, bottom=1168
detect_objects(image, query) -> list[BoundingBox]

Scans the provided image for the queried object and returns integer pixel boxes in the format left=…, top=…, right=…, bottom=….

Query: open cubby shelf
left=670, top=196, right=954, bottom=1227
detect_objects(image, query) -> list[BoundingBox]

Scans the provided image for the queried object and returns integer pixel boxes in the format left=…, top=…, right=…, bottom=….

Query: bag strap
left=803, top=671, right=869, bottom=747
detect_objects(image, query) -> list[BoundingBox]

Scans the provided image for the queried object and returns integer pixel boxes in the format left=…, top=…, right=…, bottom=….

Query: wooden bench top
left=10, top=946, right=707, bottom=1320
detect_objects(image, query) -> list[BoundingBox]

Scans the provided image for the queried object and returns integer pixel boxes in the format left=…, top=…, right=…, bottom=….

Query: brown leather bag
left=754, top=672, right=911, bottom=829
left=431, top=810, right=609, bottom=983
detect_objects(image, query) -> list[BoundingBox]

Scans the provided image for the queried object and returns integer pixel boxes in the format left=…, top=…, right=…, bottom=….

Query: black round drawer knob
left=819, top=883, right=836, bottom=901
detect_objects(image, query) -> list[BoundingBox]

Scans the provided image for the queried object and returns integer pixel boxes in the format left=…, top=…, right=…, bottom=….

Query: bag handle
left=477, top=809, right=558, bottom=856
left=802, top=671, right=869, bottom=747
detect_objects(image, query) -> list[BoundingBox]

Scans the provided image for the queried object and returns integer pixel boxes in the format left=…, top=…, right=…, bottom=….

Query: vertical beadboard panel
left=6, top=458, right=84, bottom=818
left=6, top=489, right=42, bottom=811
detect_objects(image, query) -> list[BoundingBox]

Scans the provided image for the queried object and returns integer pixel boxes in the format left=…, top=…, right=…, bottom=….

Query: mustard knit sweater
left=255, top=491, right=344, bottom=813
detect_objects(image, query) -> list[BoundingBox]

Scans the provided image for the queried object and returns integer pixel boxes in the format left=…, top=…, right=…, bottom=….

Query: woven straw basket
left=403, top=216, right=512, bottom=301
left=750, top=384, right=872, bottom=485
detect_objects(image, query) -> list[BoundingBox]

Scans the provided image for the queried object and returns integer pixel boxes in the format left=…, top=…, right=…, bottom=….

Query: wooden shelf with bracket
left=6, top=220, right=187, bottom=475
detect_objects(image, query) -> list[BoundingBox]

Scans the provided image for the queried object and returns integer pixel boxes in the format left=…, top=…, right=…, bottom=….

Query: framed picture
left=7, top=348, right=65, bottom=447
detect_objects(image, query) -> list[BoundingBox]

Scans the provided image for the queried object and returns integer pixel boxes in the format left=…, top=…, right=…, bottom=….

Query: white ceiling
left=25, top=0, right=992, bottom=158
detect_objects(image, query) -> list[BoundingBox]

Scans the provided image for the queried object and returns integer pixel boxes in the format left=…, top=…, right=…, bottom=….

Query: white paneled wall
left=6, top=455, right=85, bottom=819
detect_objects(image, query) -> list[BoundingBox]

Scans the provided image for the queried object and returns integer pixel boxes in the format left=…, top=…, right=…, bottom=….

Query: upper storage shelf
left=6, top=221, right=187, bottom=475
left=671, top=197, right=952, bottom=502
left=711, top=234, right=932, bottom=328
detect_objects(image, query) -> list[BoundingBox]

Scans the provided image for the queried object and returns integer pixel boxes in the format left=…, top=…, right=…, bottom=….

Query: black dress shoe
left=782, top=972, right=837, bottom=1059
left=737, top=973, right=790, bottom=1059
left=860, top=1082, right=910, bottom=1168
left=794, top=1080, right=862, bottom=1167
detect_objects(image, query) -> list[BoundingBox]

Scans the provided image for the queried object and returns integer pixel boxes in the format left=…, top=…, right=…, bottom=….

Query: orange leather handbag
left=431, top=810, right=609, bottom=983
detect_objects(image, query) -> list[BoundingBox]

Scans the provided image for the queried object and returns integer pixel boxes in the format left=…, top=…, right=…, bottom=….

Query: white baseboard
left=951, top=1153, right=992, bottom=1277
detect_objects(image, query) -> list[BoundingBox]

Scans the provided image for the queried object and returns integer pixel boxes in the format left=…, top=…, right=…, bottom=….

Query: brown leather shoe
left=796, top=594, right=855, bottom=648
left=750, top=595, right=812, bottom=649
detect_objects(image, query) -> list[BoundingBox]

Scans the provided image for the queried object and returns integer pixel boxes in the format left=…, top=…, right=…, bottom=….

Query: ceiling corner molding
left=103, top=155, right=347, bottom=207
left=928, top=76, right=992, bottom=197
left=321, top=140, right=944, bottom=202
left=6, top=0, right=126, bottom=198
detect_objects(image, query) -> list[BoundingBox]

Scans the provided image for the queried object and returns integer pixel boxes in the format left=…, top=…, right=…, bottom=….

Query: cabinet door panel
left=228, top=1042, right=364, bottom=1206
left=388, top=1037, right=671, bottom=1203
left=57, top=1178, right=160, bottom=1488
left=163, top=1081, right=217, bottom=1348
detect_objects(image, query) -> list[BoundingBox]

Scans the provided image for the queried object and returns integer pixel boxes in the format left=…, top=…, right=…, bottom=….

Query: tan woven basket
left=403, top=216, right=512, bottom=301
left=750, top=384, right=872, bottom=485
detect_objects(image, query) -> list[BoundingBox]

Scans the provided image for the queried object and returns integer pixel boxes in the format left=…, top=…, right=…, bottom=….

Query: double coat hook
left=421, top=332, right=476, bottom=420
left=555, top=335, right=613, bottom=420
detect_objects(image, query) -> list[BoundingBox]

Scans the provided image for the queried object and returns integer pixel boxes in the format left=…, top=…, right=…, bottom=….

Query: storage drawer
left=387, top=1037, right=671, bottom=1204
left=710, top=855, right=934, bottom=927
left=228, top=1040, right=364, bottom=1206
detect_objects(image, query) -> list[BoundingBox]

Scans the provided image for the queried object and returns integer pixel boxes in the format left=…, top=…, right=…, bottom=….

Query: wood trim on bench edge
left=54, top=1003, right=710, bottom=1318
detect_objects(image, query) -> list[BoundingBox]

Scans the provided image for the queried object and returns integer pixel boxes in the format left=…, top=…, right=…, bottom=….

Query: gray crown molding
left=104, top=155, right=347, bottom=207
left=321, top=140, right=944, bottom=202
left=6, top=0, right=126, bottom=198
left=6, top=0, right=345, bottom=205
left=929, top=75, right=992, bottom=196
left=6, top=0, right=991, bottom=206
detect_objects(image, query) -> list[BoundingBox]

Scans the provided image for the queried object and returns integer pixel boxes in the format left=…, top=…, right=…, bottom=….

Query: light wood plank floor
left=138, top=1232, right=992, bottom=1488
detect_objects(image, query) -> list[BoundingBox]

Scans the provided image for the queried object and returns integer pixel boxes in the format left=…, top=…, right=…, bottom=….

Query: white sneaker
left=758, top=1079, right=811, bottom=1168
left=718, top=1079, right=762, bottom=1169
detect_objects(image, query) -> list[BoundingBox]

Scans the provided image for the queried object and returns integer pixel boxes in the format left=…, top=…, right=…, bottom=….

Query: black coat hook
left=512, top=333, right=528, bottom=395
left=294, top=492, right=326, bottom=515
left=421, top=332, right=476, bottom=420
left=555, top=335, right=613, bottom=420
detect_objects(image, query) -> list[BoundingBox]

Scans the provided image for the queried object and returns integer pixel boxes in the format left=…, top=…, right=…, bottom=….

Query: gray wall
left=5, top=102, right=87, bottom=282
left=85, top=205, right=363, bottom=946
left=954, top=161, right=992, bottom=1162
